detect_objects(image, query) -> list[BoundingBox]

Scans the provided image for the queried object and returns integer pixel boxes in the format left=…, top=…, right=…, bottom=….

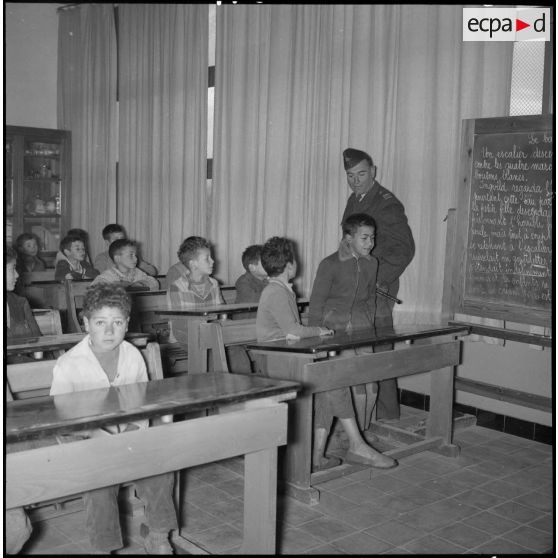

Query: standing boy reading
left=54, top=234, right=100, bottom=281
left=234, top=244, right=268, bottom=303
left=49, top=284, right=177, bottom=554
left=91, top=239, right=159, bottom=291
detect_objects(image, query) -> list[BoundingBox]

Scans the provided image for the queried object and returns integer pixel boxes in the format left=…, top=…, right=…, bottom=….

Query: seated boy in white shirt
left=50, top=284, right=177, bottom=553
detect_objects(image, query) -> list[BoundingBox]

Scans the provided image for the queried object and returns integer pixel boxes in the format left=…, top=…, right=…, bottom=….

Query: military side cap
left=343, top=148, right=373, bottom=170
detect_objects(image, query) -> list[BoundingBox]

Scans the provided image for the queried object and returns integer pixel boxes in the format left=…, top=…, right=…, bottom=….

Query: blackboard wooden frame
left=444, top=114, right=553, bottom=328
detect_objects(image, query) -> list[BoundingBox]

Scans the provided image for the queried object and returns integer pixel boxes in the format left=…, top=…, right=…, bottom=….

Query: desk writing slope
left=450, top=114, right=552, bottom=327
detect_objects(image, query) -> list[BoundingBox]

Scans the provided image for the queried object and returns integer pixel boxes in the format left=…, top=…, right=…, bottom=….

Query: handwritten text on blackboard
left=466, top=131, right=553, bottom=308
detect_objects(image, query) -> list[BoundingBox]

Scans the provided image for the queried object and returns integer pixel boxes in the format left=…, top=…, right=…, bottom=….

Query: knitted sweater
left=256, top=278, right=323, bottom=342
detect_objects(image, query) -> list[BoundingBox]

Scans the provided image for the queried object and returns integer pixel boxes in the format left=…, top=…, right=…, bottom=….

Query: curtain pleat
left=57, top=5, right=117, bottom=259
left=213, top=5, right=513, bottom=321
left=58, top=4, right=512, bottom=312
left=117, top=4, right=208, bottom=274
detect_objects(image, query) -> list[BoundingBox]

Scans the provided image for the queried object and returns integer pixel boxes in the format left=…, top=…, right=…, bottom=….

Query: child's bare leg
left=313, top=427, right=328, bottom=464
left=351, top=385, right=367, bottom=430
left=312, top=427, right=342, bottom=471
left=364, top=382, right=378, bottom=429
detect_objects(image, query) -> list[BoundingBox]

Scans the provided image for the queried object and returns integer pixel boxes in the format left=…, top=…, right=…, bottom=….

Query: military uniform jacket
left=342, top=181, right=415, bottom=287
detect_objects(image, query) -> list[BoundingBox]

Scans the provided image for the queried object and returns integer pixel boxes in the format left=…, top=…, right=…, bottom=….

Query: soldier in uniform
left=341, top=148, right=415, bottom=422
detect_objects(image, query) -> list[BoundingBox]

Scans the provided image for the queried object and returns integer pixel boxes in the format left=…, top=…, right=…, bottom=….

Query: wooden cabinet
left=5, top=126, right=71, bottom=267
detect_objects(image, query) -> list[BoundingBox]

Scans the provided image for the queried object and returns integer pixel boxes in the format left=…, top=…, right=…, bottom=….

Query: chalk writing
left=466, top=130, right=553, bottom=309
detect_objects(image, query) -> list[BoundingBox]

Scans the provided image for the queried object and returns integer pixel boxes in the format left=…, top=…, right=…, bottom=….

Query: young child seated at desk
left=49, top=284, right=177, bottom=554
left=235, top=244, right=268, bottom=303
left=226, top=244, right=269, bottom=373
left=6, top=247, right=44, bottom=364
left=256, top=236, right=396, bottom=471
left=15, top=232, right=46, bottom=274
left=309, top=213, right=396, bottom=466
left=166, top=236, right=224, bottom=347
left=94, top=223, right=158, bottom=276
left=54, top=234, right=100, bottom=281
left=55, top=228, right=94, bottom=268
left=91, top=239, right=160, bottom=291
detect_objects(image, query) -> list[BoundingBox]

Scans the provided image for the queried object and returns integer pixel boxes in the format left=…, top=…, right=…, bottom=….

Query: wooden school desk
left=156, top=300, right=309, bottom=374
left=6, top=373, right=300, bottom=555
left=6, top=332, right=153, bottom=357
left=247, top=323, right=469, bottom=504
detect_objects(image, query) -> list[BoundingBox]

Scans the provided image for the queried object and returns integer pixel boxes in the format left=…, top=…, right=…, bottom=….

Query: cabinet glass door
left=22, top=138, right=63, bottom=252
left=5, top=138, right=14, bottom=245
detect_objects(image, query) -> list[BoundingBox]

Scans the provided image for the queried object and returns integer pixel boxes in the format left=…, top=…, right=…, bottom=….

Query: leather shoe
left=312, top=455, right=342, bottom=472
left=345, top=450, right=397, bottom=469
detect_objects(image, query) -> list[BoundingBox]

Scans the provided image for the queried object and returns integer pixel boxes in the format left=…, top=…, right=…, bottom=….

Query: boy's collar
left=338, top=238, right=372, bottom=262
left=269, top=276, right=293, bottom=290
left=63, top=253, right=82, bottom=268
left=114, top=264, right=134, bottom=275
left=249, top=271, right=268, bottom=283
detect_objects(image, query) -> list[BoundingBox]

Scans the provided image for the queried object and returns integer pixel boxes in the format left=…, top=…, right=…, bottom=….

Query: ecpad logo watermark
left=463, top=8, right=550, bottom=41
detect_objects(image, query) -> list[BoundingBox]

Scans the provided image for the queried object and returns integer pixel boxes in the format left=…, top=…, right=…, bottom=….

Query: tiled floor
left=20, top=406, right=554, bottom=555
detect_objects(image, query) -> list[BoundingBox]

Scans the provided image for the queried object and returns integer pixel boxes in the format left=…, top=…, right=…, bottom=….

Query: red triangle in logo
left=516, top=18, right=530, bottom=32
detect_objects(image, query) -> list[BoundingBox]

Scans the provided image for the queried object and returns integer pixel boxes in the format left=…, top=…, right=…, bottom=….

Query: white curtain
left=57, top=4, right=118, bottom=259
left=213, top=5, right=513, bottom=321
left=115, top=4, right=208, bottom=274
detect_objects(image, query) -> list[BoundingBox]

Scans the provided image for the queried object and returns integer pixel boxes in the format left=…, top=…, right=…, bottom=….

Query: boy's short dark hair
left=15, top=232, right=40, bottom=251
left=261, top=237, right=295, bottom=277
left=177, top=236, right=211, bottom=270
left=241, top=245, right=263, bottom=271
left=109, top=238, right=135, bottom=261
left=60, top=234, right=85, bottom=253
left=342, top=213, right=376, bottom=237
left=102, top=224, right=126, bottom=240
left=67, top=228, right=89, bottom=242
left=6, top=246, right=17, bottom=263
left=83, top=284, right=131, bottom=319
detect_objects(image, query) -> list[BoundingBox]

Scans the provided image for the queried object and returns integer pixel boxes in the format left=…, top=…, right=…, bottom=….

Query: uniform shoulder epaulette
left=381, top=190, right=393, bottom=200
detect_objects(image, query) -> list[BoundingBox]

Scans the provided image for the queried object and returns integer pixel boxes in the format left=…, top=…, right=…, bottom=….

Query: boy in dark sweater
left=308, top=213, right=397, bottom=469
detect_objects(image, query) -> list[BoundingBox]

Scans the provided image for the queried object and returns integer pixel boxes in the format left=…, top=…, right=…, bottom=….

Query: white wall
left=399, top=339, right=552, bottom=426
left=5, top=3, right=59, bottom=128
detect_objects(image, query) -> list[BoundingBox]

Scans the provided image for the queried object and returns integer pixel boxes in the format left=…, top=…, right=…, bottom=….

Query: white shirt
left=50, top=335, right=149, bottom=432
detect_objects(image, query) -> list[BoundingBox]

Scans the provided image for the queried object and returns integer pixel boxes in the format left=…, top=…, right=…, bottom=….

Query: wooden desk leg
left=264, top=354, right=320, bottom=505
left=282, top=393, right=321, bottom=505
left=427, top=366, right=460, bottom=457
left=187, top=317, right=208, bottom=374
left=241, top=447, right=278, bottom=554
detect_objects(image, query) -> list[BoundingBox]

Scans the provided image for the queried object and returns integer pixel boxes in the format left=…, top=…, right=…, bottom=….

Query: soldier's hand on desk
left=319, top=327, right=334, bottom=336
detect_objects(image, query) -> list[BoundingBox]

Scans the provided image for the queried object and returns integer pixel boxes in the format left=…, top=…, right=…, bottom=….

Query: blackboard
left=448, top=114, right=553, bottom=327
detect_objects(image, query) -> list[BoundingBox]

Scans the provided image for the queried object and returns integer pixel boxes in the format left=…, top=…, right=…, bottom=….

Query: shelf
left=24, top=179, right=62, bottom=183
left=24, top=214, right=62, bottom=219
left=24, top=153, right=61, bottom=158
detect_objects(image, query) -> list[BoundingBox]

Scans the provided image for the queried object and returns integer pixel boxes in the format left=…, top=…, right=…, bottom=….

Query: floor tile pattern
left=19, top=406, right=554, bottom=555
